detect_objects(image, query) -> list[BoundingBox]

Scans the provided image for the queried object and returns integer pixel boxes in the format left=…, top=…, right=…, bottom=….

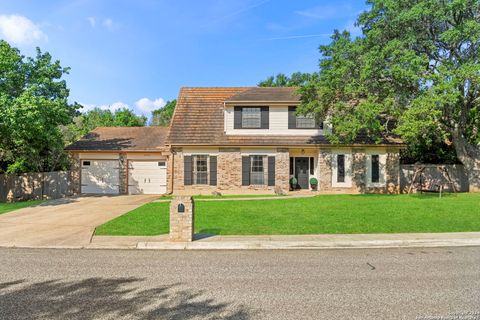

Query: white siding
left=224, top=105, right=323, bottom=135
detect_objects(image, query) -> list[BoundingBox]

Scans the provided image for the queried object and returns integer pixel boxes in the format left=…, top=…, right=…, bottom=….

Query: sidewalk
left=88, top=232, right=480, bottom=250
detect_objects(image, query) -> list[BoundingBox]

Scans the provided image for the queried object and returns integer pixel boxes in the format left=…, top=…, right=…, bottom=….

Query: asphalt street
left=0, top=247, right=479, bottom=319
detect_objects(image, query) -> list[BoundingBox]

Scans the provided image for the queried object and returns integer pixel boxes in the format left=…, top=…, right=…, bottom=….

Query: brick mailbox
left=169, top=196, right=194, bottom=242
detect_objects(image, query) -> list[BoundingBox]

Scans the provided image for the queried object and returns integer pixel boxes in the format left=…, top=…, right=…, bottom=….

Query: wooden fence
left=0, top=171, right=74, bottom=203
left=400, top=164, right=469, bottom=193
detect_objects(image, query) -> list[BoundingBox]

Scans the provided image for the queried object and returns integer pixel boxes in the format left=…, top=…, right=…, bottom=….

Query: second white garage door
left=128, top=160, right=167, bottom=195
left=81, top=160, right=120, bottom=194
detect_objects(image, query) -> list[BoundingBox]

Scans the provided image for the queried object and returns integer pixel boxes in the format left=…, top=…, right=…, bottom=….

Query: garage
left=81, top=159, right=120, bottom=194
left=128, top=160, right=167, bottom=195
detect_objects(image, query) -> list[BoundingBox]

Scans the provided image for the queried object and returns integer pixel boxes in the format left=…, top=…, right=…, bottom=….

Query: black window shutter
left=241, top=156, right=250, bottom=186
left=288, top=106, right=296, bottom=129
left=209, top=156, right=217, bottom=186
left=289, top=157, right=294, bottom=175
left=234, top=106, right=242, bottom=129
left=371, top=155, right=380, bottom=183
left=310, top=157, right=314, bottom=175
left=260, top=106, right=269, bottom=129
left=184, top=156, right=192, bottom=185
left=268, top=156, right=275, bottom=186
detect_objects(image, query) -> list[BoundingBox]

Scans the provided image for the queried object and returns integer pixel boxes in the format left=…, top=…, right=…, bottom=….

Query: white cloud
left=87, top=17, right=96, bottom=27
left=103, top=18, right=114, bottom=30
left=0, top=15, right=47, bottom=45
left=79, top=101, right=130, bottom=113
left=135, top=97, right=166, bottom=113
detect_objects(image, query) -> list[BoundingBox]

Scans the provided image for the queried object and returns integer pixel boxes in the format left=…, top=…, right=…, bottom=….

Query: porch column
left=275, top=148, right=290, bottom=193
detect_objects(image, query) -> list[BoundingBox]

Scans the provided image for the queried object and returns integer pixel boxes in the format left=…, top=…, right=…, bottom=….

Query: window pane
left=193, top=155, right=208, bottom=184
left=250, top=155, right=265, bottom=185
left=242, top=108, right=261, bottom=128
left=296, top=115, right=316, bottom=128
left=309, top=157, right=314, bottom=175
left=289, top=157, right=294, bottom=175
left=337, top=155, right=345, bottom=183
left=371, top=155, right=380, bottom=183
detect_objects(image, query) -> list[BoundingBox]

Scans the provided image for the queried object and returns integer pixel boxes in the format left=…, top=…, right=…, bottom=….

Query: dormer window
left=288, top=106, right=322, bottom=129
left=242, top=107, right=261, bottom=128
left=234, top=106, right=269, bottom=129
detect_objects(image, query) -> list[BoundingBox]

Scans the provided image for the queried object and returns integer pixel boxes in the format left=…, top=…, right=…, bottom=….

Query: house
left=66, top=87, right=404, bottom=195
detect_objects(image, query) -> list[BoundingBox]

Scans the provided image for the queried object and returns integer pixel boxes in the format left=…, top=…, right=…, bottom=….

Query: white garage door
left=81, top=160, right=120, bottom=194
left=128, top=160, right=167, bottom=195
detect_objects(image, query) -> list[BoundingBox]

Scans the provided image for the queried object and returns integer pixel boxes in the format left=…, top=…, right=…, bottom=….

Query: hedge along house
left=167, top=87, right=405, bottom=195
left=66, top=127, right=171, bottom=195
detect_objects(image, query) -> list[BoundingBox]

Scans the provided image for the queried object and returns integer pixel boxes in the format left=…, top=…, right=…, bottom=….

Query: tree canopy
left=151, top=100, right=176, bottom=126
left=258, top=72, right=316, bottom=87
left=297, top=0, right=480, bottom=186
left=0, top=40, right=78, bottom=173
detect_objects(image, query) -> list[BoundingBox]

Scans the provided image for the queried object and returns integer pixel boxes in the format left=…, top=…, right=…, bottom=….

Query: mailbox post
left=169, top=196, right=194, bottom=242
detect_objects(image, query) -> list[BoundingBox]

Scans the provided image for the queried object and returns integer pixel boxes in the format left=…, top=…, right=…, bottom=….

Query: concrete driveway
left=0, top=195, right=157, bottom=248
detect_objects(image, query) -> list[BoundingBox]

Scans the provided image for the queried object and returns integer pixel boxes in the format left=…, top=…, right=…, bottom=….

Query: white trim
left=366, top=152, right=387, bottom=187
left=331, top=153, right=352, bottom=188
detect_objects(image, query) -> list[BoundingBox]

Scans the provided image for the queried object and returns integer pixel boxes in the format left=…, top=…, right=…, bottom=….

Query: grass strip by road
left=0, top=200, right=45, bottom=215
left=95, top=193, right=480, bottom=236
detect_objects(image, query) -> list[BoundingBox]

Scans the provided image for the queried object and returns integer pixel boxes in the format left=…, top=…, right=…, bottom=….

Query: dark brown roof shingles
left=66, top=126, right=169, bottom=151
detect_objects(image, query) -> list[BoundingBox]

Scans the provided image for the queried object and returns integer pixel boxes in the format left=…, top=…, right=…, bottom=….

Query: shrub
left=289, top=177, right=298, bottom=185
left=309, top=177, right=318, bottom=186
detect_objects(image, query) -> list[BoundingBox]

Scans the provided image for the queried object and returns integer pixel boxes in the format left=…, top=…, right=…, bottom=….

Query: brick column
left=318, top=150, right=332, bottom=191
left=218, top=148, right=242, bottom=190
left=119, top=153, right=128, bottom=194
left=275, top=148, right=290, bottom=193
left=386, top=149, right=400, bottom=194
left=70, top=153, right=81, bottom=195
left=170, top=196, right=194, bottom=242
left=352, top=149, right=366, bottom=193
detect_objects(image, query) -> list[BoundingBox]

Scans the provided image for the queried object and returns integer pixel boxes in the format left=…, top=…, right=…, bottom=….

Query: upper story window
left=242, top=107, right=261, bottom=128
left=288, top=106, right=322, bottom=129
left=234, top=106, right=269, bottom=129
left=296, top=115, right=316, bottom=128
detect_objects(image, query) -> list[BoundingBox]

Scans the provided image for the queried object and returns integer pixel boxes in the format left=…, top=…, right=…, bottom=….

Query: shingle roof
left=65, top=126, right=169, bottom=152
left=167, top=87, right=404, bottom=146
left=225, top=87, right=300, bottom=103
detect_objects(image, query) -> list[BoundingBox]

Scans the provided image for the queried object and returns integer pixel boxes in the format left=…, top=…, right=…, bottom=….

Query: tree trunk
left=452, top=127, right=480, bottom=192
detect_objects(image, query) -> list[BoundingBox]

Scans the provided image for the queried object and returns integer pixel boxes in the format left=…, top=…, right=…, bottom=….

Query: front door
left=295, top=157, right=309, bottom=189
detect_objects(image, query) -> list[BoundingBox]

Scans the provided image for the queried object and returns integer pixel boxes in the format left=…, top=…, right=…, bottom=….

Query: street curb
left=135, top=238, right=480, bottom=250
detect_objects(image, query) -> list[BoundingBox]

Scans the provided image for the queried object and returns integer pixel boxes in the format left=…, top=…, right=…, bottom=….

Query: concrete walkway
left=0, top=195, right=157, bottom=248
left=88, top=232, right=480, bottom=250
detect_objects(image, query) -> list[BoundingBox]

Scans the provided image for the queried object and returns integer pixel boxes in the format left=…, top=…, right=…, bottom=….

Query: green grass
left=95, top=193, right=480, bottom=236
left=0, top=200, right=45, bottom=215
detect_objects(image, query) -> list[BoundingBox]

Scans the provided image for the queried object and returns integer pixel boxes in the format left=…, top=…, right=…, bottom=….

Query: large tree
left=298, top=0, right=480, bottom=190
left=151, top=100, right=176, bottom=126
left=258, top=72, right=316, bottom=87
left=0, top=41, right=78, bottom=173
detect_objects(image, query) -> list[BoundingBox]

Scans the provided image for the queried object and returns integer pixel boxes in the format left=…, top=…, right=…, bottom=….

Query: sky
left=0, top=0, right=367, bottom=116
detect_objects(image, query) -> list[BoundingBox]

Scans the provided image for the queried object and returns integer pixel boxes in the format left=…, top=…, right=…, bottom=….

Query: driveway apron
left=0, top=195, right=157, bottom=248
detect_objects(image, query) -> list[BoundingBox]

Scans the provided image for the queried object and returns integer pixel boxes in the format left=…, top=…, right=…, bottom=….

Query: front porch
left=288, top=148, right=318, bottom=191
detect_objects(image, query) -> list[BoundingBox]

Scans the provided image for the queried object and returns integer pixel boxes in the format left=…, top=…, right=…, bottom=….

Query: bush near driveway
left=95, top=194, right=480, bottom=236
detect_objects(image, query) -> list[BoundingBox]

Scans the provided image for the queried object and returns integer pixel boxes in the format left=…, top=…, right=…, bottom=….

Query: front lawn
left=95, top=193, right=480, bottom=236
left=0, top=200, right=45, bottom=215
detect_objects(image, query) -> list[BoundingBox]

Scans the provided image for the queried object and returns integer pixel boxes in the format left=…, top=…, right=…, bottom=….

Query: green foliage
left=289, top=177, right=297, bottom=185
left=298, top=0, right=480, bottom=165
left=309, top=177, right=318, bottom=186
left=0, top=40, right=78, bottom=173
left=258, top=72, right=316, bottom=87
left=151, top=100, right=176, bottom=126
left=62, top=107, right=147, bottom=144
